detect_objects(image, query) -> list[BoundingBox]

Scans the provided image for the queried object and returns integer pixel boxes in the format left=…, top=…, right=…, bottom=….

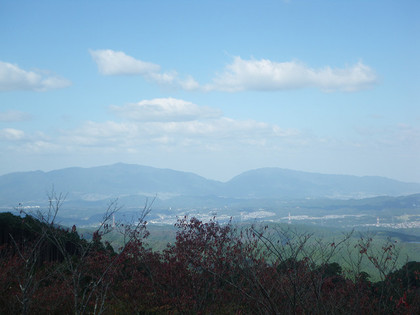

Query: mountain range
left=1, top=163, right=419, bottom=208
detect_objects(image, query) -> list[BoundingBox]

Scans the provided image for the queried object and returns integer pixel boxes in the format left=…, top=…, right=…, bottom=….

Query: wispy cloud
left=0, top=61, right=71, bottom=92
left=0, top=110, right=32, bottom=122
left=60, top=117, right=302, bottom=151
left=207, top=57, right=377, bottom=92
left=61, top=98, right=303, bottom=152
left=6, top=99, right=413, bottom=156
left=0, top=128, right=25, bottom=140
left=355, top=123, right=420, bottom=150
left=0, top=129, right=53, bottom=151
left=110, top=97, right=222, bottom=122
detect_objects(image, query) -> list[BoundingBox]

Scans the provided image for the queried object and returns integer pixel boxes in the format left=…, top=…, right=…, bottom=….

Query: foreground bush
left=0, top=205, right=419, bottom=314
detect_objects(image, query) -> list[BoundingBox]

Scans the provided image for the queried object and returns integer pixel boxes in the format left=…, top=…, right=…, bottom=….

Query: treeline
left=0, top=204, right=419, bottom=314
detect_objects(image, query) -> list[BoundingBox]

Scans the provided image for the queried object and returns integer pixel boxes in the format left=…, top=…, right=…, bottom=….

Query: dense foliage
left=0, top=211, right=419, bottom=315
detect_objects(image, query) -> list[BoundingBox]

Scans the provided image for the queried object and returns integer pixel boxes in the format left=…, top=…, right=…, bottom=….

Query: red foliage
left=1, top=214, right=419, bottom=314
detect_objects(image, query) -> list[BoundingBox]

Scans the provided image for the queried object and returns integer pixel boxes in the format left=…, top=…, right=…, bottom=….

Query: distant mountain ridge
left=222, top=168, right=420, bottom=199
left=0, top=163, right=419, bottom=206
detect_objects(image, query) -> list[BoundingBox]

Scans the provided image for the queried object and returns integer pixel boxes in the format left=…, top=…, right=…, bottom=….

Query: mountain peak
left=0, top=164, right=419, bottom=206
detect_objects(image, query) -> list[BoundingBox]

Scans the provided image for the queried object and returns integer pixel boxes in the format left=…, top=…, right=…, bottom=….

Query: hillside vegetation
left=1, top=205, right=419, bottom=314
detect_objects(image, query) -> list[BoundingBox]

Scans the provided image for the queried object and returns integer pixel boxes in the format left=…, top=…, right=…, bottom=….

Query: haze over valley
left=1, top=163, right=419, bottom=234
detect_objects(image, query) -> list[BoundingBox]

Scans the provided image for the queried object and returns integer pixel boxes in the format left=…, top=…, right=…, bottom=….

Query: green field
left=97, top=220, right=420, bottom=282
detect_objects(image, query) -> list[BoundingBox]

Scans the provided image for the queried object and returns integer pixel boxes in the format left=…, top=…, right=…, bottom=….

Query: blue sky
left=0, top=0, right=419, bottom=182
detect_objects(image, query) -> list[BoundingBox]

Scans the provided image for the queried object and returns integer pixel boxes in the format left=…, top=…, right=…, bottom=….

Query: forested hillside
left=1, top=211, right=419, bottom=314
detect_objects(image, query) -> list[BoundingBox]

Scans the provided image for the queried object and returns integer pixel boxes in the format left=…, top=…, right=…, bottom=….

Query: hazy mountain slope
left=222, top=168, right=420, bottom=199
left=45, top=163, right=221, bottom=196
left=0, top=170, right=51, bottom=203
left=0, top=164, right=419, bottom=207
left=0, top=163, right=220, bottom=205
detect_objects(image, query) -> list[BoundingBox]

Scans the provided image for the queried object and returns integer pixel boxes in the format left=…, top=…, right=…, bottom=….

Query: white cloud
left=90, top=50, right=377, bottom=93
left=0, top=128, right=59, bottom=154
left=0, top=61, right=71, bottom=92
left=60, top=114, right=302, bottom=153
left=90, top=49, right=201, bottom=90
left=110, top=97, right=222, bottom=122
left=355, top=123, right=420, bottom=150
left=0, top=110, right=32, bottom=122
left=178, top=75, right=200, bottom=91
left=147, top=71, right=177, bottom=84
left=89, top=49, right=160, bottom=75
left=0, top=128, right=25, bottom=140
left=20, top=140, right=59, bottom=153
left=51, top=97, right=307, bottom=153
left=208, top=57, right=377, bottom=92
left=62, top=121, right=139, bottom=147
